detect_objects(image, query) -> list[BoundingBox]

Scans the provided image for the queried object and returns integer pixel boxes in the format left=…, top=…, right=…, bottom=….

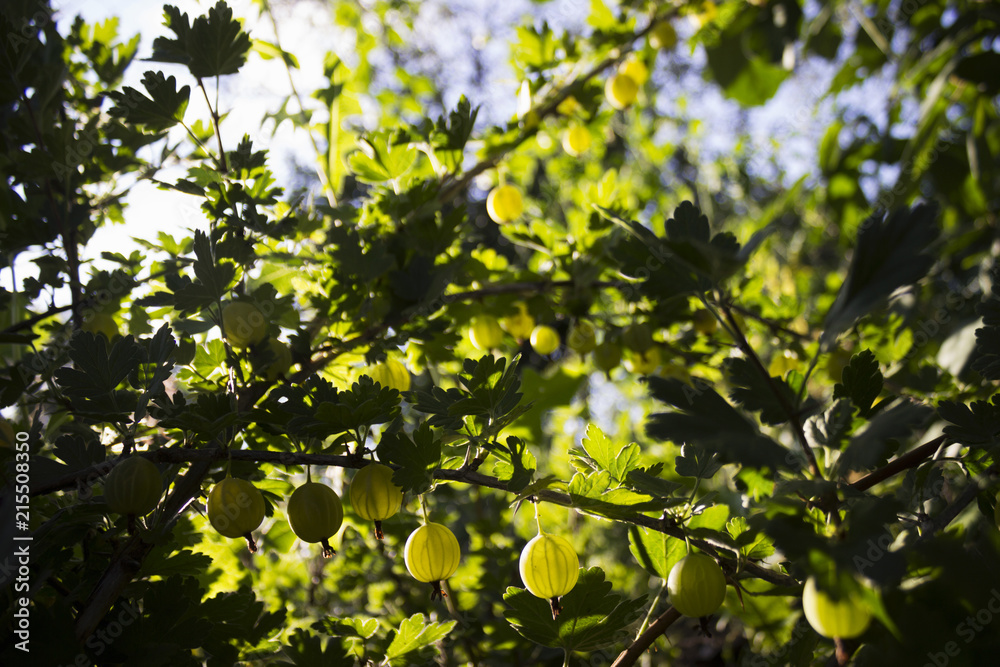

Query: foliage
left=3, top=0, right=1000, bottom=665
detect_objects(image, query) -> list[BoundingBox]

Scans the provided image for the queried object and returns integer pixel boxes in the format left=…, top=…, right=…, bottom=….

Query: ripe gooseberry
left=82, top=313, right=119, bottom=340
left=530, top=325, right=560, bottom=355
left=368, top=358, right=411, bottom=392
left=487, top=185, right=523, bottom=224
left=207, top=477, right=266, bottom=553
left=105, top=456, right=163, bottom=523
left=561, top=125, right=592, bottom=157
left=802, top=576, right=872, bottom=639
left=567, top=320, right=598, bottom=355
left=222, top=302, right=269, bottom=349
left=349, top=462, right=403, bottom=539
left=605, top=73, right=639, bottom=110
left=650, top=21, right=678, bottom=50
left=287, top=481, right=343, bottom=558
left=501, top=302, right=535, bottom=340
left=667, top=553, right=727, bottom=617
left=618, top=56, right=649, bottom=86
left=404, top=521, right=461, bottom=600
left=469, top=315, right=504, bottom=351
left=519, top=533, right=580, bottom=618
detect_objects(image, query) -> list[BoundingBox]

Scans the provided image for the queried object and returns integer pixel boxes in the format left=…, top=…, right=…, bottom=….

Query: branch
left=720, top=304, right=820, bottom=477
left=611, top=606, right=681, bottom=667
left=914, top=460, right=1000, bottom=546
left=850, top=436, right=946, bottom=492
left=36, top=448, right=797, bottom=588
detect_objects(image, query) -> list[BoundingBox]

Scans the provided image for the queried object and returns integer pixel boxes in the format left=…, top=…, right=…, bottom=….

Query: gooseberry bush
left=4, top=1, right=1000, bottom=665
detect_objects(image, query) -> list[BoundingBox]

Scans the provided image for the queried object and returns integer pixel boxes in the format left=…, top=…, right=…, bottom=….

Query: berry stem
left=244, top=533, right=258, bottom=554
left=320, top=538, right=335, bottom=558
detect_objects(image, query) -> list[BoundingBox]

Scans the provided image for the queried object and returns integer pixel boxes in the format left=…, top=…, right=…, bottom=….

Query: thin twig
left=611, top=607, right=681, bottom=667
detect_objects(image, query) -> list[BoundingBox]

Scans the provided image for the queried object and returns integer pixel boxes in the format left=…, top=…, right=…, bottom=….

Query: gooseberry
left=469, top=315, right=504, bottom=350
left=619, top=56, right=649, bottom=86
left=222, top=302, right=268, bottom=349
left=802, top=576, right=872, bottom=639
left=667, top=553, right=727, bottom=617
left=561, top=125, right=592, bottom=157
left=605, top=73, right=639, bottom=110
left=207, top=477, right=266, bottom=553
left=650, top=21, right=678, bottom=50
left=287, top=481, right=343, bottom=558
left=404, top=522, right=461, bottom=600
left=368, top=358, right=411, bottom=392
left=349, top=462, right=403, bottom=539
left=105, top=456, right=163, bottom=518
left=530, top=325, right=560, bottom=355
left=501, top=302, right=535, bottom=340
left=487, top=185, right=523, bottom=224
left=519, top=533, right=580, bottom=618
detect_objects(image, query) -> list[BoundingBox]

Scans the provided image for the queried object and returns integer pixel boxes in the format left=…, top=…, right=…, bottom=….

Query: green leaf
left=378, top=424, right=441, bottom=494
left=628, top=525, right=686, bottom=579
left=281, top=628, right=354, bottom=667
left=503, top=567, right=646, bottom=652
left=674, top=443, right=721, bottom=479
left=937, top=398, right=1000, bottom=446
left=314, top=375, right=401, bottom=436
left=576, top=423, right=640, bottom=484
left=822, top=204, right=939, bottom=345
left=807, top=399, right=854, bottom=452
left=726, top=516, right=775, bottom=561
left=491, top=436, right=536, bottom=493
left=568, top=471, right=673, bottom=520
left=724, top=357, right=820, bottom=425
left=644, top=376, right=791, bottom=470
left=251, top=39, right=299, bottom=69
left=384, top=613, right=456, bottom=665
left=107, top=71, right=190, bottom=132
left=348, top=131, right=417, bottom=183
left=185, top=1, right=252, bottom=77
left=312, top=616, right=379, bottom=640
left=833, top=349, right=883, bottom=417
left=835, top=402, right=934, bottom=475
left=139, top=548, right=213, bottom=578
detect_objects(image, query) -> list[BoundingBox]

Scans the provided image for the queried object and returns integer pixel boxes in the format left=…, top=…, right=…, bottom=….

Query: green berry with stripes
left=104, top=456, right=163, bottom=516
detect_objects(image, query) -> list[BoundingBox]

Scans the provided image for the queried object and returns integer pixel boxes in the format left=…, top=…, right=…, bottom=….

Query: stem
left=611, top=607, right=682, bottom=667
left=636, top=579, right=668, bottom=637
left=197, top=78, right=228, bottom=173
left=720, top=303, right=820, bottom=478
